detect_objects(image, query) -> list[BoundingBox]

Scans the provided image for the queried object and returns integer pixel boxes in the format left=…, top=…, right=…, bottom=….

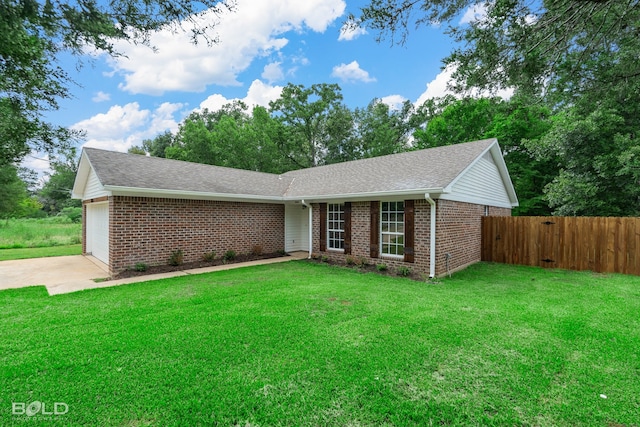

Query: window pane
left=380, top=200, right=405, bottom=257
left=327, top=204, right=345, bottom=250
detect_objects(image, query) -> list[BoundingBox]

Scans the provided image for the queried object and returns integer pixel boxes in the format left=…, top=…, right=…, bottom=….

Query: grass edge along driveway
left=1, top=261, right=638, bottom=426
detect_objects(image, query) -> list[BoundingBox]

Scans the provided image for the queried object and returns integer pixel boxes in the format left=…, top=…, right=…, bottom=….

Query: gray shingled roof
left=284, top=139, right=495, bottom=197
left=84, top=148, right=291, bottom=197
left=82, top=138, right=497, bottom=199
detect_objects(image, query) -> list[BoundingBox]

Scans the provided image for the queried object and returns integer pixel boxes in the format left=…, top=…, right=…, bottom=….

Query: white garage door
left=87, top=203, right=109, bottom=265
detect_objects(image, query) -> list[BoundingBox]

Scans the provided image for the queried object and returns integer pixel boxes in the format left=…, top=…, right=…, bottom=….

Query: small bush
left=358, top=257, right=369, bottom=267
left=202, top=251, right=216, bottom=262
left=251, top=244, right=263, bottom=256
left=376, top=263, right=388, bottom=272
left=58, top=207, right=82, bottom=223
left=134, top=262, right=148, bottom=272
left=396, top=266, right=411, bottom=277
left=169, top=249, right=184, bottom=266
left=345, top=255, right=357, bottom=266
left=223, top=250, right=237, bottom=262
left=321, top=255, right=329, bottom=263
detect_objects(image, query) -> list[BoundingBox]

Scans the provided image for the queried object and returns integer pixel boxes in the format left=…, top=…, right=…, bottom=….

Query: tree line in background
left=127, top=78, right=639, bottom=217
left=1, top=0, right=638, bottom=220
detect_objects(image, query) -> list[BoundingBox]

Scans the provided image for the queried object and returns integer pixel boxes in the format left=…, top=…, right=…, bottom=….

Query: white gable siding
left=443, top=152, right=512, bottom=208
left=84, top=168, right=109, bottom=200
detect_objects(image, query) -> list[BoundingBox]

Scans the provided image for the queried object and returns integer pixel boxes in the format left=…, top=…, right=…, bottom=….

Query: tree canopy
left=354, top=0, right=640, bottom=102
left=0, top=0, right=232, bottom=165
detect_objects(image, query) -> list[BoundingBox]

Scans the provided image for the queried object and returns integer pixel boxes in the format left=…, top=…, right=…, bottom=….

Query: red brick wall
left=312, top=199, right=511, bottom=278
left=104, top=196, right=284, bottom=275
left=435, top=200, right=510, bottom=276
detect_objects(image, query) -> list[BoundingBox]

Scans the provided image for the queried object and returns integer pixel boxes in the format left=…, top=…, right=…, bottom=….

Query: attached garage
left=85, top=202, right=109, bottom=265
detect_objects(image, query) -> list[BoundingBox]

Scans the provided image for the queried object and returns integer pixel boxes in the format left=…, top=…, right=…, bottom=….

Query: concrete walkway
left=0, top=252, right=308, bottom=296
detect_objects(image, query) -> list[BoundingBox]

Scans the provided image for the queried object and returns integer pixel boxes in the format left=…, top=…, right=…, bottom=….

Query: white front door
left=284, top=204, right=309, bottom=252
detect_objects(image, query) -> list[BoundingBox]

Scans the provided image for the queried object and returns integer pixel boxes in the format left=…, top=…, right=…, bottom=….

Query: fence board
left=481, top=216, right=640, bottom=276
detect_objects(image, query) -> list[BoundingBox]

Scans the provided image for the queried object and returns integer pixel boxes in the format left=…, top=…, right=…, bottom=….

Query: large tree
left=413, top=96, right=555, bottom=215
left=38, top=147, right=81, bottom=215
left=354, top=0, right=639, bottom=102
left=529, top=106, right=640, bottom=216
left=167, top=102, right=290, bottom=174
left=352, top=99, right=414, bottom=159
left=0, top=0, right=232, bottom=165
left=0, top=163, right=27, bottom=221
left=269, top=83, right=347, bottom=168
left=355, top=0, right=640, bottom=216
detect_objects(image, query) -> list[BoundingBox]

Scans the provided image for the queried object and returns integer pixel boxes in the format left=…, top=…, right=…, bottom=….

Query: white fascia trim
left=288, top=188, right=445, bottom=203
left=104, top=186, right=284, bottom=203
left=71, top=151, right=94, bottom=199
left=438, top=193, right=518, bottom=209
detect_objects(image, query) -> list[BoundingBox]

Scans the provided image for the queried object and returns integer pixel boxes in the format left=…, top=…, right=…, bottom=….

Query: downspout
left=301, top=200, right=312, bottom=259
left=425, top=194, right=436, bottom=278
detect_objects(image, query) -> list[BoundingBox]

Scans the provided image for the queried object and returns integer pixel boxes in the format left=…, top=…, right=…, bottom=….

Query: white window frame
left=327, top=203, right=345, bottom=251
left=380, top=201, right=404, bottom=258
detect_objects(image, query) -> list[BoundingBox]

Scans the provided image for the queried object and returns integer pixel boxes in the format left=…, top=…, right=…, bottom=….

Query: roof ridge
left=84, top=146, right=283, bottom=178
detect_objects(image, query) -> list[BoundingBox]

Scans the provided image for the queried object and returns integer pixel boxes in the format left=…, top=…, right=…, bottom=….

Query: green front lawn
left=0, top=244, right=82, bottom=261
left=1, top=262, right=638, bottom=426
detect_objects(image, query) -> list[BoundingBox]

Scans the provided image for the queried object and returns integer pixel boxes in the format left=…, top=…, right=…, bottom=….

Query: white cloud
left=199, top=79, right=283, bottom=111
left=262, top=62, right=285, bottom=83
left=72, top=102, right=184, bottom=152
left=92, top=91, right=111, bottom=102
left=338, top=20, right=367, bottom=41
left=21, top=152, right=52, bottom=183
left=459, top=3, right=488, bottom=25
left=379, top=95, right=408, bottom=110
left=107, top=0, right=346, bottom=95
left=331, top=60, right=376, bottom=83
left=415, top=64, right=514, bottom=106
left=415, top=66, right=456, bottom=104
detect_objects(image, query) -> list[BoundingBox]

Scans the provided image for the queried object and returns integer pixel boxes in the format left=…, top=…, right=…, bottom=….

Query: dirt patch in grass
left=111, top=252, right=288, bottom=280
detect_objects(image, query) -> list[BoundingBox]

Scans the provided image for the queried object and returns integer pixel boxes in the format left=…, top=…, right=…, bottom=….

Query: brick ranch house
left=72, top=138, right=518, bottom=278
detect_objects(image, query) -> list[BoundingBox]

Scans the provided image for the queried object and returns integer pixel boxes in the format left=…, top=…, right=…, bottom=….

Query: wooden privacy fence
left=482, top=216, right=640, bottom=275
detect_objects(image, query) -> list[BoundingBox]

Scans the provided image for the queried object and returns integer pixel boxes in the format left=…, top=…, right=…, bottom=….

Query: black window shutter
left=344, top=202, right=352, bottom=254
left=404, top=200, right=415, bottom=263
left=319, top=203, right=327, bottom=252
left=370, top=202, right=379, bottom=258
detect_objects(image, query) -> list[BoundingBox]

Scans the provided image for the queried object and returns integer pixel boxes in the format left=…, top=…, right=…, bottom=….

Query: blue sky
left=26, top=0, right=495, bottom=175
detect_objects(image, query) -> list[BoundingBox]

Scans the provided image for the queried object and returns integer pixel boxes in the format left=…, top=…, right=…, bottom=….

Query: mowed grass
left=0, top=244, right=81, bottom=261
left=1, top=262, right=639, bottom=426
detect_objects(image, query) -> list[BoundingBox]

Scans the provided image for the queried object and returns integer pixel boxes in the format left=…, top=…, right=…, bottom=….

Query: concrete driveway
left=0, top=252, right=308, bottom=296
left=0, top=255, right=110, bottom=294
